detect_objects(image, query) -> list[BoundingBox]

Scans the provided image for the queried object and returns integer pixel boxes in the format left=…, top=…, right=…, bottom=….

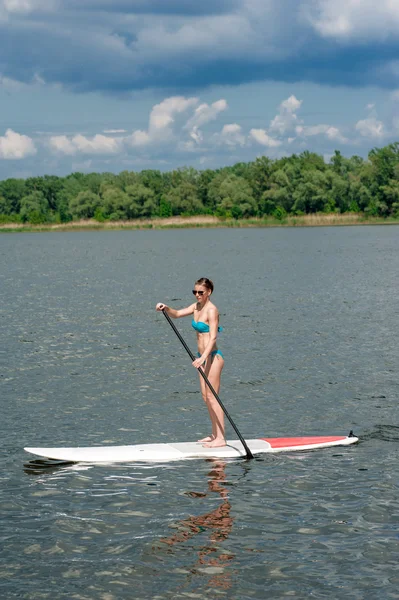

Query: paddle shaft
left=162, top=309, right=254, bottom=459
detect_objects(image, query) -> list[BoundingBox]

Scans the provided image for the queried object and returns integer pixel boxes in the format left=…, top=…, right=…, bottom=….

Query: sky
left=1, top=0, right=399, bottom=179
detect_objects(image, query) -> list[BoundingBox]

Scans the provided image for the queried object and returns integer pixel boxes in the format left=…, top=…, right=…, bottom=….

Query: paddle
left=162, top=309, right=254, bottom=459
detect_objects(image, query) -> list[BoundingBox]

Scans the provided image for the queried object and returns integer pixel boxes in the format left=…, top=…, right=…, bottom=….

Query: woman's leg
left=199, top=355, right=225, bottom=447
left=198, top=367, right=215, bottom=442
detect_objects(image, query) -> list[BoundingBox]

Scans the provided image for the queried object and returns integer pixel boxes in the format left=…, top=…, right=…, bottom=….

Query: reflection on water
left=155, top=460, right=234, bottom=592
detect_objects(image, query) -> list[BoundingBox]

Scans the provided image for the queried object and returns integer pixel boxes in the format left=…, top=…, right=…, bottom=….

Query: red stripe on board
left=261, top=436, right=346, bottom=448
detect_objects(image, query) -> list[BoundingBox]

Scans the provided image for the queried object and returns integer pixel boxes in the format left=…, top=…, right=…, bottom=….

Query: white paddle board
left=24, top=434, right=358, bottom=463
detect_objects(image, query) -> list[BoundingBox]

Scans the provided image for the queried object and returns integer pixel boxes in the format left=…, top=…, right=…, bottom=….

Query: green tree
left=0, top=178, right=26, bottom=214
left=69, top=191, right=101, bottom=219
left=20, top=191, right=50, bottom=223
left=125, top=184, right=156, bottom=217
left=166, top=182, right=204, bottom=215
left=209, top=174, right=257, bottom=217
left=138, top=170, right=166, bottom=200
left=101, top=188, right=130, bottom=220
left=0, top=193, right=11, bottom=215
left=248, top=156, right=273, bottom=201
left=367, top=143, right=399, bottom=214
left=292, top=171, right=330, bottom=214
left=197, top=169, right=217, bottom=210
left=159, top=196, right=173, bottom=217
left=117, top=170, right=138, bottom=191
left=324, top=171, right=350, bottom=213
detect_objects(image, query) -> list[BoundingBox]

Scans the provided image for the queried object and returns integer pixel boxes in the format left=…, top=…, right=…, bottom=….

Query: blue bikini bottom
left=197, top=349, right=224, bottom=361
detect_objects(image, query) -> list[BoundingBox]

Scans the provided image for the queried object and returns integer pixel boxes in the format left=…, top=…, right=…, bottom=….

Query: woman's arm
left=156, top=302, right=196, bottom=318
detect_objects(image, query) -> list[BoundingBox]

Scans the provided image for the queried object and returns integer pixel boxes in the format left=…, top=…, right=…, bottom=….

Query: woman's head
left=192, top=277, right=214, bottom=300
left=195, top=277, right=214, bottom=293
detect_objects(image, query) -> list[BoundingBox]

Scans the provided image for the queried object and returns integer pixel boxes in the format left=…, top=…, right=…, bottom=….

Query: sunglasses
left=192, top=290, right=205, bottom=296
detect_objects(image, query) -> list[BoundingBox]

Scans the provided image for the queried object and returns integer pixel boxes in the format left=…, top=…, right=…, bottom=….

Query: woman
left=156, top=277, right=225, bottom=448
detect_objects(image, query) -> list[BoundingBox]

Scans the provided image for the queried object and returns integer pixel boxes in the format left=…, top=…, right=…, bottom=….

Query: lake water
left=1, top=226, right=398, bottom=599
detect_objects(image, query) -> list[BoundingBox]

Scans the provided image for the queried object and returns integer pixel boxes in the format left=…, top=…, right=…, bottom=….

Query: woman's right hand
left=156, top=303, right=168, bottom=311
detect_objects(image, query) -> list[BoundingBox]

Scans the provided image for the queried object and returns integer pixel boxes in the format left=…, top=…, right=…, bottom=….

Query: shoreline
left=1, top=213, right=399, bottom=232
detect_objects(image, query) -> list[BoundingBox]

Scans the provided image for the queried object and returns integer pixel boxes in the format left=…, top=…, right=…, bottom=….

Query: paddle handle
left=162, top=309, right=254, bottom=459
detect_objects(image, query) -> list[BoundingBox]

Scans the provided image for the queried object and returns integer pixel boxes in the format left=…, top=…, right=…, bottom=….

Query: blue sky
left=1, top=0, right=399, bottom=179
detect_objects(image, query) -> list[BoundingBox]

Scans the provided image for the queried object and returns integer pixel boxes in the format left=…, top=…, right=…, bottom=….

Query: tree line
left=1, top=143, right=399, bottom=224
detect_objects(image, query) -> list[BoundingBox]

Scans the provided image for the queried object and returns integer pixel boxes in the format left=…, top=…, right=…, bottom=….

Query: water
left=1, top=226, right=398, bottom=599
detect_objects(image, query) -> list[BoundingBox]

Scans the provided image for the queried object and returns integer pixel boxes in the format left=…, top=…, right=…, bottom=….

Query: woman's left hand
left=192, top=356, right=205, bottom=369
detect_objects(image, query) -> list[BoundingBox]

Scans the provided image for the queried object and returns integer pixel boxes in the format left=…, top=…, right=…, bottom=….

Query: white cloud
left=149, top=96, right=198, bottom=132
left=136, top=14, right=252, bottom=58
left=249, top=128, right=281, bottom=147
left=127, top=130, right=151, bottom=147
left=2, top=0, right=56, bottom=14
left=280, top=95, right=302, bottom=112
left=216, top=123, right=246, bottom=147
left=0, top=128, right=36, bottom=159
left=269, top=94, right=303, bottom=135
left=48, top=96, right=207, bottom=156
left=49, top=133, right=121, bottom=155
left=48, top=135, right=75, bottom=154
left=6, top=90, right=394, bottom=171
left=324, top=126, right=348, bottom=143
left=296, top=124, right=348, bottom=143
left=210, top=123, right=246, bottom=148
left=355, top=117, right=385, bottom=139
left=184, top=98, right=228, bottom=147
left=304, top=0, right=399, bottom=41
left=126, top=95, right=199, bottom=147
left=0, top=72, right=45, bottom=89
left=0, top=74, right=24, bottom=90
left=189, top=126, right=203, bottom=145
left=185, top=99, right=227, bottom=130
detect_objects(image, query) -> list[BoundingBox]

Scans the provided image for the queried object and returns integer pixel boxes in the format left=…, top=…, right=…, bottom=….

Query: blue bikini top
left=192, top=319, right=223, bottom=333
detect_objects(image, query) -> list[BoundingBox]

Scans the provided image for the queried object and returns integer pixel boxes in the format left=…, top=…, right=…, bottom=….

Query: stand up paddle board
left=24, top=434, right=358, bottom=463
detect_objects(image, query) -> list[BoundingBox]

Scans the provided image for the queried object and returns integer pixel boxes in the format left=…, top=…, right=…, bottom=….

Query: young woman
left=156, top=277, right=225, bottom=447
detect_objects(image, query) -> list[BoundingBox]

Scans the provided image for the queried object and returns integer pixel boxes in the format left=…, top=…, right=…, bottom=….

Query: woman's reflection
left=155, top=459, right=234, bottom=591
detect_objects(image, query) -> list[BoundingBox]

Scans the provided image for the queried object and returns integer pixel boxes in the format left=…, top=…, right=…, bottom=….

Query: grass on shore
left=1, top=212, right=399, bottom=233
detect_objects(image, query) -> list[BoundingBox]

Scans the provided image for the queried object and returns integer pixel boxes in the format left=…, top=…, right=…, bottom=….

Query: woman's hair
left=195, top=277, right=214, bottom=293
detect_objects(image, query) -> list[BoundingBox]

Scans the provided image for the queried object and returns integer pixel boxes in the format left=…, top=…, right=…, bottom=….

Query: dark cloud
left=1, top=2, right=399, bottom=94
left=66, top=0, right=239, bottom=16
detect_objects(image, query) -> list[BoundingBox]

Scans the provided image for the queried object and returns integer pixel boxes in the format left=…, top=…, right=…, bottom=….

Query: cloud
left=3, top=91, right=397, bottom=178
left=215, top=123, right=246, bottom=147
left=49, top=133, right=121, bottom=155
left=0, top=72, right=44, bottom=89
left=149, top=96, right=198, bottom=131
left=1, top=0, right=56, bottom=15
left=66, top=0, right=239, bottom=16
left=185, top=99, right=227, bottom=130
left=249, top=128, right=281, bottom=147
left=0, top=1, right=399, bottom=93
left=184, top=99, right=228, bottom=147
left=269, top=95, right=303, bottom=135
left=0, top=74, right=24, bottom=89
left=304, top=0, right=399, bottom=41
left=296, top=124, right=348, bottom=144
left=0, top=128, right=36, bottom=159
left=127, top=130, right=151, bottom=147
left=44, top=93, right=386, bottom=162
left=126, top=96, right=199, bottom=147
left=47, top=95, right=225, bottom=156
left=355, top=117, right=385, bottom=139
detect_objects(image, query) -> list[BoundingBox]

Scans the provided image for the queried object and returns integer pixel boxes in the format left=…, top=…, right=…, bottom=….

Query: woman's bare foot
left=202, top=438, right=226, bottom=448
left=198, top=435, right=214, bottom=443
